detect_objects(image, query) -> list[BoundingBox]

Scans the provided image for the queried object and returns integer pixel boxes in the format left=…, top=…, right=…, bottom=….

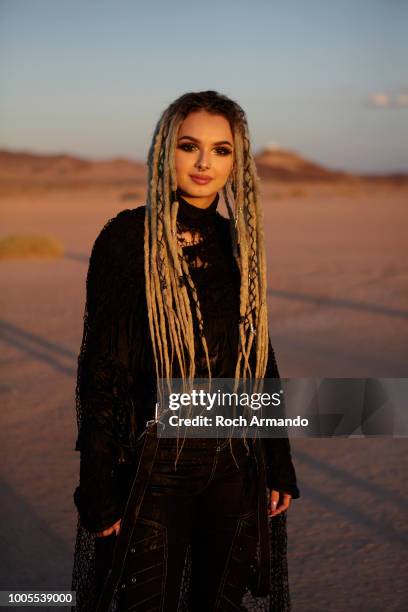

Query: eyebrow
left=178, top=135, right=233, bottom=147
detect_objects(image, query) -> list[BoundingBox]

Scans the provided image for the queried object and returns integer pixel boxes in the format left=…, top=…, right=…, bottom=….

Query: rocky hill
left=0, top=147, right=405, bottom=185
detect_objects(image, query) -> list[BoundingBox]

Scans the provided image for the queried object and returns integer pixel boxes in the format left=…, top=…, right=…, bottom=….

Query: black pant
left=97, top=437, right=259, bottom=612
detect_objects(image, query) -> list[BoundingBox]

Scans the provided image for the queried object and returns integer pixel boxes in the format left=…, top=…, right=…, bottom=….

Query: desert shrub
left=0, top=234, right=64, bottom=260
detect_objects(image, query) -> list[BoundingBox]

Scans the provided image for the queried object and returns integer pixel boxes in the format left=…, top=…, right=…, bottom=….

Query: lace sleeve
left=73, top=210, right=141, bottom=532
left=262, top=335, right=300, bottom=499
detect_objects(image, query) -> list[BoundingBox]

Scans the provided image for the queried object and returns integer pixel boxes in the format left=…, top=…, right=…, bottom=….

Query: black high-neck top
left=174, top=190, right=241, bottom=377
left=176, top=189, right=220, bottom=223
left=74, top=193, right=300, bottom=532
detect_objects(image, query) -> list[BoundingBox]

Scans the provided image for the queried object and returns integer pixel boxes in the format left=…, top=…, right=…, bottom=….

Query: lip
left=190, top=174, right=213, bottom=184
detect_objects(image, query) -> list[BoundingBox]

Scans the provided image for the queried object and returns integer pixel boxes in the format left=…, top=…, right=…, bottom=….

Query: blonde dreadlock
left=144, top=91, right=269, bottom=463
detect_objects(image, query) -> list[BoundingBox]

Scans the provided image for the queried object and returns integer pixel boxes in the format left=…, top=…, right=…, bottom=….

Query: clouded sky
left=0, top=0, right=407, bottom=172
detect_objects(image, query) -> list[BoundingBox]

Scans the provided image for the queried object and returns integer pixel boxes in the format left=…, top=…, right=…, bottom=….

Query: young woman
left=71, top=90, right=300, bottom=611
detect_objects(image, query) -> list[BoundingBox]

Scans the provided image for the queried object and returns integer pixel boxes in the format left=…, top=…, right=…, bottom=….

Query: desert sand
left=0, top=151, right=407, bottom=610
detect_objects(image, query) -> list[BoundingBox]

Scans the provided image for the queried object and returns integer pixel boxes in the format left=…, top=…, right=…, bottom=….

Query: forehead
left=178, top=110, right=233, bottom=140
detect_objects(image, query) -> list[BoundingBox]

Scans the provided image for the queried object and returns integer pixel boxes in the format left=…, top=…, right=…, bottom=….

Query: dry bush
left=0, top=234, right=64, bottom=260
left=288, top=187, right=307, bottom=198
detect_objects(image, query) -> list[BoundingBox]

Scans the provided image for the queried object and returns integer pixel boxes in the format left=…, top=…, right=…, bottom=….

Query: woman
left=71, top=90, right=300, bottom=611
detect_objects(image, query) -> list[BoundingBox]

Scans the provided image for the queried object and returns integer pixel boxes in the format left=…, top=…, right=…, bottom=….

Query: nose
left=195, top=151, right=211, bottom=170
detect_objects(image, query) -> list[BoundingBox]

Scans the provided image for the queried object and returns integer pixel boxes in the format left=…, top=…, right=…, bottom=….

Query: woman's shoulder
left=92, top=205, right=146, bottom=251
left=98, top=204, right=146, bottom=238
left=215, top=211, right=234, bottom=238
left=87, top=206, right=147, bottom=294
left=87, top=205, right=147, bottom=280
left=215, top=211, right=232, bottom=226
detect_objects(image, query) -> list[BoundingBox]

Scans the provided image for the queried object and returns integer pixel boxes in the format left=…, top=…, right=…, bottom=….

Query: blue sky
left=0, top=0, right=407, bottom=172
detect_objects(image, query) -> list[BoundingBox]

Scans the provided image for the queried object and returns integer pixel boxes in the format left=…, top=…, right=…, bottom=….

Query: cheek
left=217, top=156, right=234, bottom=180
left=175, top=152, right=189, bottom=176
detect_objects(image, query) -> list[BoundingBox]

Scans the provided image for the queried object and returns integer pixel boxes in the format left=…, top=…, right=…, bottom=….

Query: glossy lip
left=190, top=174, right=213, bottom=184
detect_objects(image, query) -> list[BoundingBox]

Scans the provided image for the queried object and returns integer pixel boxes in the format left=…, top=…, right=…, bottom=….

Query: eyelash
left=178, top=143, right=232, bottom=156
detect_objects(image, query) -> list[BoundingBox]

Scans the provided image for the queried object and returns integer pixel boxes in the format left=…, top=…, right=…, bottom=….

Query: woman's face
left=175, top=110, right=234, bottom=208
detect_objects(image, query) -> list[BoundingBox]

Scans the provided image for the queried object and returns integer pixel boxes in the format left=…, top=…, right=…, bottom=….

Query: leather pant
left=96, top=436, right=260, bottom=612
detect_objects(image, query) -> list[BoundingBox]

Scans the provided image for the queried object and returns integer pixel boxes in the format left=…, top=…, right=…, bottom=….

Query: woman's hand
left=95, top=518, right=122, bottom=538
left=268, top=490, right=292, bottom=517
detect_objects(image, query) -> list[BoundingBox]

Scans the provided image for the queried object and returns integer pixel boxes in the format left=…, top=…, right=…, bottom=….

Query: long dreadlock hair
left=144, top=90, right=269, bottom=460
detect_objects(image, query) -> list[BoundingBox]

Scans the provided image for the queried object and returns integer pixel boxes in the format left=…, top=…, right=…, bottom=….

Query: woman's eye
left=178, top=143, right=232, bottom=156
left=214, top=147, right=232, bottom=156
left=178, top=143, right=196, bottom=152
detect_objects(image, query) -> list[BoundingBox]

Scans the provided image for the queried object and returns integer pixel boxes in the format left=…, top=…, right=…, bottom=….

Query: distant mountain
left=0, top=149, right=146, bottom=182
left=0, top=147, right=405, bottom=184
left=254, top=146, right=353, bottom=182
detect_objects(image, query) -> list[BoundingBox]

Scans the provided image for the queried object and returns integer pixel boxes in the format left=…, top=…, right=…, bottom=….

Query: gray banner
left=0, top=591, right=75, bottom=607
left=154, top=378, right=408, bottom=438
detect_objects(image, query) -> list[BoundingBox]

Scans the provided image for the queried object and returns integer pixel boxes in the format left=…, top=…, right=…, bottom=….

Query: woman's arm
left=261, top=335, right=300, bottom=500
left=73, top=210, right=141, bottom=533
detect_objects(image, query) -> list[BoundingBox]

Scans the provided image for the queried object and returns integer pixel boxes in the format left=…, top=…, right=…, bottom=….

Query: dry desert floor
left=0, top=180, right=407, bottom=611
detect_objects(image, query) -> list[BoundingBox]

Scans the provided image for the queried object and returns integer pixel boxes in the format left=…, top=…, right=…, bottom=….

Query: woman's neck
left=176, top=191, right=219, bottom=228
left=176, top=188, right=219, bottom=210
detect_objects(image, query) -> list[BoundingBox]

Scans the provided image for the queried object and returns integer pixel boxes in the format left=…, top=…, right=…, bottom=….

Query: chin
left=179, top=182, right=217, bottom=198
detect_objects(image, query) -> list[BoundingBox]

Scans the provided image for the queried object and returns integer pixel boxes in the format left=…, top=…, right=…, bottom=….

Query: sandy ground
left=0, top=180, right=407, bottom=611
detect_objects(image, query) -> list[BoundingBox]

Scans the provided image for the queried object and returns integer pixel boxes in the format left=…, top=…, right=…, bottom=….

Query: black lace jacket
left=74, top=191, right=300, bottom=533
